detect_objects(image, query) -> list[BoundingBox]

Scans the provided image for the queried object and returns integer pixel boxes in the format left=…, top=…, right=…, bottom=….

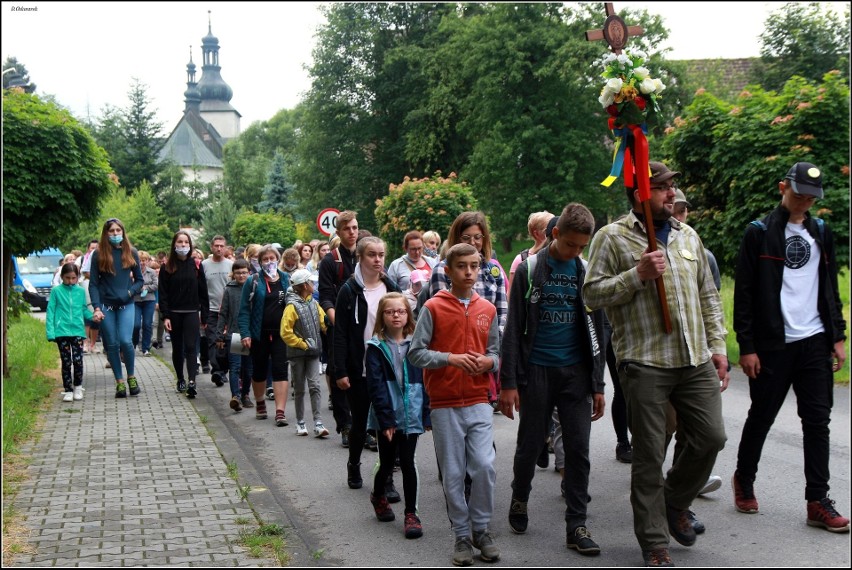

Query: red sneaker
left=404, top=512, right=423, bottom=539
left=807, top=497, right=850, bottom=533
left=732, top=472, right=759, bottom=514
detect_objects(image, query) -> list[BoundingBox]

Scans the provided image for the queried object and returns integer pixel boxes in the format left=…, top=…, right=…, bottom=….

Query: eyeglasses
left=460, top=233, right=485, bottom=243
left=233, top=270, right=249, bottom=276
left=383, top=309, right=407, bottom=316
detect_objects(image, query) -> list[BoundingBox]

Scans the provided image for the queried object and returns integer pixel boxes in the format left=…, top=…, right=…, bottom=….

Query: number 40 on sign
left=317, top=208, right=340, bottom=237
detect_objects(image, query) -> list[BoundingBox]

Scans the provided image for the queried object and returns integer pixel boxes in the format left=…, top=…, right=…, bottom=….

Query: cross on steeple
left=585, top=3, right=644, bottom=55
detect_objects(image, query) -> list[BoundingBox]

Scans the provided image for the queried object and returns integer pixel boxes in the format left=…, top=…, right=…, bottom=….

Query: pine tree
left=256, top=152, right=295, bottom=214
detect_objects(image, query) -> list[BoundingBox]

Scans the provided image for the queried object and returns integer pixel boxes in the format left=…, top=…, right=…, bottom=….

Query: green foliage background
left=230, top=211, right=298, bottom=250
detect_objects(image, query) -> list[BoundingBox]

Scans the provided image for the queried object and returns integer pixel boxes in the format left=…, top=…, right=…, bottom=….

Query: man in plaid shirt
left=583, top=162, right=729, bottom=568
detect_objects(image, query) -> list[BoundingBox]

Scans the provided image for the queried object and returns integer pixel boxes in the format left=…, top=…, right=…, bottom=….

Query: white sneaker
left=62, top=392, right=74, bottom=402
left=142, top=351, right=151, bottom=357
left=314, top=422, right=329, bottom=438
left=295, top=421, right=308, bottom=436
left=699, top=475, right=723, bottom=495
left=73, top=386, right=84, bottom=400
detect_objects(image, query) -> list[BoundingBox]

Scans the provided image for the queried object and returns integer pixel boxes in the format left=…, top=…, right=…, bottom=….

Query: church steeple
left=196, top=10, right=233, bottom=103
left=183, top=46, right=201, bottom=112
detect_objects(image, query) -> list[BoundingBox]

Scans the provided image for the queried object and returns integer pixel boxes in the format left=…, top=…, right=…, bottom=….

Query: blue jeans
left=133, top=301, right=156, bottom=352
left=100, top=303, right=135, bottom=381
left=228, top=346, right=253, bottom=398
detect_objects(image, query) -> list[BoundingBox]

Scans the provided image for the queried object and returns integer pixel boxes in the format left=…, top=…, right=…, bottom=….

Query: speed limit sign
left=317, top=208, right=340, bottom=237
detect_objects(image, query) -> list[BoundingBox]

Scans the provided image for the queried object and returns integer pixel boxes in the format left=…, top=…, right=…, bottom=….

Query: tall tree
left=201, top=192, right=240, bottom=246
left=2, top=56, right=36, bottom=92
left=751, top=2, right=850, bottom=91
left=3, top=89, right=114, bottom=375
left=256, top=152, right=295, bottom=214
left=90, top=79, right=164, bottom=192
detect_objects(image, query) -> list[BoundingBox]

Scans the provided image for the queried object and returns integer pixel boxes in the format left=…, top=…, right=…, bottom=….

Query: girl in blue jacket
left=365, top=292, right=431, bottom=539
left=47, top=263, right=95, bottom=402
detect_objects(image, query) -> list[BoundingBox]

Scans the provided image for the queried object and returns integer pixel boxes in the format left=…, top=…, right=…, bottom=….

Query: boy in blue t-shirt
left=499, top=203, right=606, bottom=555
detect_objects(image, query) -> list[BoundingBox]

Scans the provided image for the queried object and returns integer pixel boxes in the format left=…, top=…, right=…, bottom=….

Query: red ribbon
left=631, top=124, right=650, bottom=202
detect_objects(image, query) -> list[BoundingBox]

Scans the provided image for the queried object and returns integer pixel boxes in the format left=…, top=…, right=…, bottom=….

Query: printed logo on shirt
left=785, top=235, right=811, bottom=269
left=476, top=313, right=492, bottom=334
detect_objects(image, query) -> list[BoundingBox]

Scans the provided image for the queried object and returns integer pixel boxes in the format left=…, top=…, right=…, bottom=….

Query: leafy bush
left=230, top=210, right=298, bottom=250
left=375, top=172, right=477, bottom=257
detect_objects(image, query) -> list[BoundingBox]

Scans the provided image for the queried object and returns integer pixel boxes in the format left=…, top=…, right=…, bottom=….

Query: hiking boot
left=807, top=497, right=850, bottom=533
left=508, top=498, right=529, bottom=534
left=404, top=512, right=423, bottom=539
left=255, top=401, right=268, bottom=420
left=370, top=493, right=395, bottom=522
left=115, top=382, right=127, bottom=398
left=127, top=376, right=140, bottom=396
left=296, top=421, right=308, bottom=436
left=566, top=526, right=601, bottom=555
left=347, top=461, right=362, bottom=489
left=176, top=379, right=187, bottom=393
left=699, top=475, right=722, bottom=496
left=240, top=395, right=254, bottom=408
left=616, top=441, right=633, bottom=463
left=275, top=410, right=288, bottom=427
left=341, top=426, right=351, bottom=448
left=229, top=396, right=242, bottom=412
left=314, top=422, right=329, bottom=438
left=452, top=536, right=474, bottom=567
left=686, top=509, right=705, bottom=534
left=642, top=548, right=674, bottom=567
left=732, top=471, right=759, bottom=513
left=472, top=529, right=500, bottom=562
left=365, top=432, right=378, bottom=451
left=385, top=478, right=401, bottom=504
left=73, top=386, right=84, bottom=400
left=63, top=391, right=74, bottom=402
left=186, top=381, right=197, bottom=399
left=666, top=504, right=696, bottom=546
left=536, top=445, right=549, bottom=468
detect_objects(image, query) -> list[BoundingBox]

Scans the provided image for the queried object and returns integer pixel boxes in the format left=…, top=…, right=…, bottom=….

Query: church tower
left=196, top=11, right=241, bottom=139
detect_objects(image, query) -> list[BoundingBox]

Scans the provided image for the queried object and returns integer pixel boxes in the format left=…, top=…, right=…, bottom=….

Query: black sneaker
left=536, top=445, right=550, bottom=468
left=566, top=526, right=601, bottom=556
left=212, top=372, right=224, bottom=387
left=347, top=461, right=362, bottom=489
left=685, top=509, right=705, bottom=534
left=176, top=379, right=187, bottom=393
left=127, top=376, right=140, bottom=396
left=666, top=504, right=696, bottom=546
left=115, top=382, right=127, bottom=398
left=385, top=478, right=401, bottom=504
left=616, top=441, right=633, bottom=463
left=202, top=364, right=211, bottom=374
left=508, top=498, right=528, bottom=534
left=186, top=381, right=197, bottom=399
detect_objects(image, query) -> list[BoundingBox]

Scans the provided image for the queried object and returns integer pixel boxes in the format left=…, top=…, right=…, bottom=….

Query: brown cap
left=649, top=161, right=680, bottom=186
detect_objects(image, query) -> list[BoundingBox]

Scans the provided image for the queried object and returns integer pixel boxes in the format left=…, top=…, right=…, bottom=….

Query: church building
left=158, top=17, right=240, bottom=184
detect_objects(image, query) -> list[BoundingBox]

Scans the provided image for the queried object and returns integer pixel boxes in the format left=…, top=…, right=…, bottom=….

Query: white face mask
left=264, top=262, right=278, bottom=277
left=175, top=246, right=191, bottom=256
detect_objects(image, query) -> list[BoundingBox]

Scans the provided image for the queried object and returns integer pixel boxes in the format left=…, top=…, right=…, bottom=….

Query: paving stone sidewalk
left=11, top=350, right=273, bottom=567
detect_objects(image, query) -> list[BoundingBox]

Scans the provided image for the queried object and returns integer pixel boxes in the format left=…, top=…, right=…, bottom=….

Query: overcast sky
left=2, top=1, right=847, bottom=130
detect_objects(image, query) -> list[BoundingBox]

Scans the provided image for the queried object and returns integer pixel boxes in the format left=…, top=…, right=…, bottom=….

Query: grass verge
left=236, top=520, right=290, bottom=566
left=2, top=314, right=59, bottom=565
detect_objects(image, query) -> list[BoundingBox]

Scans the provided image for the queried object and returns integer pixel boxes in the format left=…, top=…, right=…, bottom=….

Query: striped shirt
left=583, top=211, right=727, bottom=369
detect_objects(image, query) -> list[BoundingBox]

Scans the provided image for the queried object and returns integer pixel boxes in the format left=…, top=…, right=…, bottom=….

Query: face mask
left=264, top=262, right=278, bottom=277
left=250, top=259, right=261, bottom=272
left=108, top=234, right=123, bottom=245
left=175, top=246, right=191, bottom=256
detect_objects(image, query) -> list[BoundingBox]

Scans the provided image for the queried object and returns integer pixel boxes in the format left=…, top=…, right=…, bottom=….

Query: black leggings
left=170, top=312, right=199, bottom=382
left=373, top=431, right=420, bottom=514
left=57, top=337, right=84, bottom=391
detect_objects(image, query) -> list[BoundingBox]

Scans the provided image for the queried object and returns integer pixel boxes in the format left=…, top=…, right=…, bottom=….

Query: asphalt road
left=32, top=309, right=850, bottom=566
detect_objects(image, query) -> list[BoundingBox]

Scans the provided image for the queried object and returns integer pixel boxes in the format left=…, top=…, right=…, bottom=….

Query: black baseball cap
left=785, top=162, right=823, bottom=199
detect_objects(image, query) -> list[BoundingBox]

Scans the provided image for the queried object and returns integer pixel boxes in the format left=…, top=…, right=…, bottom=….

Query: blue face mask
left=108, top=234, right=123, bottom=246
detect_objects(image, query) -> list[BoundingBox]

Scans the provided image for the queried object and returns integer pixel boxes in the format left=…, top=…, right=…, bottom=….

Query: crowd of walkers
left=45, top=160, right=848, bottom=566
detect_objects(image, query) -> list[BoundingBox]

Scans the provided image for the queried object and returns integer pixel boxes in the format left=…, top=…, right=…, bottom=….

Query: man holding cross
left=583, top=162, right=729, bottom=567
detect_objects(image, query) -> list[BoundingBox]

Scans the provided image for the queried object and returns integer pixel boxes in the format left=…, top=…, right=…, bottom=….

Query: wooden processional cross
left=586, top=3, right=673, bottom=334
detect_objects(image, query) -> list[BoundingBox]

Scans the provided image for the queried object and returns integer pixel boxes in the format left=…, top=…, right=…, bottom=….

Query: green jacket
left=46, top=284, right=93, bottom=340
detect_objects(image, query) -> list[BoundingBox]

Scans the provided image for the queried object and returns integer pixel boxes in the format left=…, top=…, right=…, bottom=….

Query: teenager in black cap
left=732, top=161, right=848, bottom=532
